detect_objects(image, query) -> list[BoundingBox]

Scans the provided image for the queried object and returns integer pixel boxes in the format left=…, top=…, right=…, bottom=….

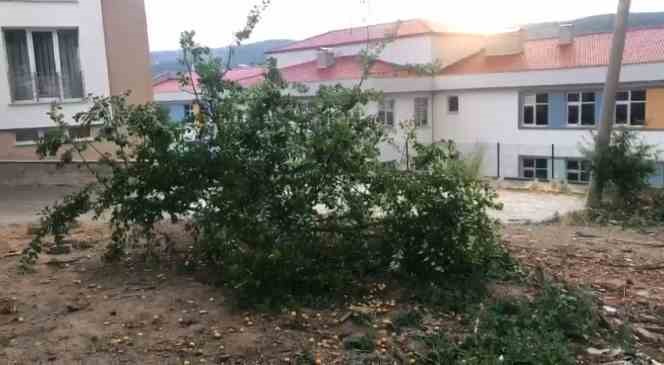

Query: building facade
left=266, top=20, right=664, bottom=185
left=0, top=0, right=152, bottom=161
left=152, top=18, right=664, bottom=186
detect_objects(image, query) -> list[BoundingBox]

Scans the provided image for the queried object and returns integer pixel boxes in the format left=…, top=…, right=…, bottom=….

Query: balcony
left=8, top=71, right=85, bottom=103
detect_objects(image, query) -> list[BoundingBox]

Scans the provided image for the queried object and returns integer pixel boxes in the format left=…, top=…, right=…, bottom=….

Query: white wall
left=433, top=89, right=664, bottom=178
left=0, top=0, right=110, bottom=130
left=272, top=35, right=435, bottom=68
left=363, top=92, right=434, bottom=163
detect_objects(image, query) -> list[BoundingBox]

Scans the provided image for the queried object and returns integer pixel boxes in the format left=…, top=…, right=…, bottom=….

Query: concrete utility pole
left=587, top=0, right=631, bottom=208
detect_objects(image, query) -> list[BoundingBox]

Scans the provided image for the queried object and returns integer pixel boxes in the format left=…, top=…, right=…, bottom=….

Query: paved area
left=490, top=189, right=585, bottom=224
left=0, top=186, right=585, bottom=226
left=0, top=185, right=80, bottom=226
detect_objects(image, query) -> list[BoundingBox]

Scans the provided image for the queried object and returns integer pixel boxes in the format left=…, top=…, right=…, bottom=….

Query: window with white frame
left=378, top=99, right=395, bottom=127
left=523, top=93, right=549, bottom=126
left=3, top=28, right=83, bottom=102
left=567, top=92, right=596, bottom=126
left=184, top=104, right=193, bottom=117
left=521, top=157, right=549, bottom=179
left=14, top=126, right=91, bottom=145
left=414, top=97, right=428, bottom=126
left=566, top=159, right=591, bottom=183
left=615, top=90, right=646, bottom=126
left=447, top=95, right=459, bottom=113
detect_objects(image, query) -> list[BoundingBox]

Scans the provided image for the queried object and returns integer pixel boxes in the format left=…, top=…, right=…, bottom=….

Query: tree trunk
left=587, top=0, right=632, bottom=208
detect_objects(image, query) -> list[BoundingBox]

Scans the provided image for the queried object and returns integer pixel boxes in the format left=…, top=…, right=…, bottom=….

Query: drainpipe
left=430, top=91, right=436, bottom=144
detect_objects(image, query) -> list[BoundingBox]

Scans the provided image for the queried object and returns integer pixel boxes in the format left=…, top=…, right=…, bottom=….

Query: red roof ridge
left=440, top=26, right=664, bottom=76
left=278, top=54, right=400, bottom=70
left=267, top=18, right=440, bottom=54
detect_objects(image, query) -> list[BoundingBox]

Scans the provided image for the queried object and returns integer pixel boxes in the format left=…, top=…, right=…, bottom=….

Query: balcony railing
left=8, top=71, right=84, bottom=103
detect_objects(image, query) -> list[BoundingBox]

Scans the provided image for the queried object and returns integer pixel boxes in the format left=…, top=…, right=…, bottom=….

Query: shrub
left=418, top=282, right=599, bottom=365
left=23, top=28, right=504, bottom=307
left=585, top=130, right=657, bottom=209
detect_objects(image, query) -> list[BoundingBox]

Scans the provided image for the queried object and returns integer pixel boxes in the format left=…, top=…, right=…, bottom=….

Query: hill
left=151, top=39, right=293, bottom=75
left=150, top=12, right=664, bottom=75
left=524, top=12, right=664, bottom=39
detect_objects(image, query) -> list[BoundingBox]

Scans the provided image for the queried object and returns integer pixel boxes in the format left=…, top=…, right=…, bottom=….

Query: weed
left=294, top=350, right=316, bottom=365
left=343, top=334, right=376, bottom=353
left=393, top=309, right=423, bottom=330
left=417, top=281, right=600, bottom=365
left=350, top=312, right=374, bottom=327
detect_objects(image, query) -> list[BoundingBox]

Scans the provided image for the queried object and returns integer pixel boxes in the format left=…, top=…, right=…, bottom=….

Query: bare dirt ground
left=0, top=187, right=662, bottom=363
left=1, top=220, right=664, bottom=363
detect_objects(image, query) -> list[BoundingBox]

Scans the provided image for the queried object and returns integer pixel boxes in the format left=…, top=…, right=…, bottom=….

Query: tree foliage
left=584, top=129, right=657, bottom=209
left=23, top=9, right=503, bottom=306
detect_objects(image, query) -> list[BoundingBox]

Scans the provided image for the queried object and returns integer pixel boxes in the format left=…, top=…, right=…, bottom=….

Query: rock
left=0, top=297, right=17, bottom=315
left=586, top=347, right=611, bottom=356
left=598, top=278, right=627, bottom=291
left=46, top=245, right=72, bottom=255
left=66, top=304, right=81, bottom=313
left=179, top=317, right=199, bottom=327
left=603, top=306, right=618, bottom=315
left=635, top=327, right=663, bottom=343
left=349, top=305, right=373, bottom=315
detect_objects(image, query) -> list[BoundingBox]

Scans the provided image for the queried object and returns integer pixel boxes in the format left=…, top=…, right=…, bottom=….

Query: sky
left=145, top=0, right=664, bottom=51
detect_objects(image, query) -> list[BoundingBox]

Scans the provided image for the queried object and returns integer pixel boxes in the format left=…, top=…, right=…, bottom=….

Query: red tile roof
left=153, top=58, right=403, bottom=95
left=268, top=19, right=452, bottom=54
left=153, top=67, right=265, bottom=94
left=442, top=27, right=664, bottom=75
left=279, top=56, right=403, bottom=83
left=225, top=67, right=266, bottom=87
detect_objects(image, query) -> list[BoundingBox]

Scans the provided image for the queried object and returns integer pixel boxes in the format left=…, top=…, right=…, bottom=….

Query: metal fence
left=454, top=142, right=664, bottom=187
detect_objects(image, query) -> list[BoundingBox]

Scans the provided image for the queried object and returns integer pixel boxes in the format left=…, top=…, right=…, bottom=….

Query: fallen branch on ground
left=605, top=262, right=664, bottom=271
left=607, top=238, right=664, bottom=249
left=1, top=252, right=20, bottom=258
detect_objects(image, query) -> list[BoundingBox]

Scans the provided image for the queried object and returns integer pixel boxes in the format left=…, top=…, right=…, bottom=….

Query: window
left=3, top=28, right=83, bottom=102
left=378, top=99, right=395, bottom=127
left=447, top=95, right=459, bottom=113
left=184, top=104, right=193, bottom=117
left=14, top=129, right=41, bottom=144
left=615, top=90, right=646, bottom=126
left=14, top=126, right=91, bottom=145
left=567, top=92, right=596, bottom=126
left=414, top=97, right=428, bottom=126
left=523, top=93, right=549, bottom=126
left=68, top=126, right=91, bottom=140
left=522, top=158, right=549, bottom=180
left=566, top=159, right=591, bottom=183
left=14, top=128, right=53, bottom=145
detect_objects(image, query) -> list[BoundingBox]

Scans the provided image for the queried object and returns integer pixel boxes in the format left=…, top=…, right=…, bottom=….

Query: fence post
left=497, top=142, right=501, bottom=178
left=551, top=144, right=555, bottom=181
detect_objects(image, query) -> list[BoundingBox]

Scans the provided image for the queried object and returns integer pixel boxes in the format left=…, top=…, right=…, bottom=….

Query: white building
left=0, top=0, right=153, bottom=161
left=264, top=19, right=664, bottom=185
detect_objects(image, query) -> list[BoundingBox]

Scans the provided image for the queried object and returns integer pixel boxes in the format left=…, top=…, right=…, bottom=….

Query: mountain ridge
left=150, top=12, right=664, bottom=75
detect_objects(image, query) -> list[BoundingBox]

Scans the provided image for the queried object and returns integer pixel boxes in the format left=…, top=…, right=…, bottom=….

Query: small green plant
left=418, top=281, right=601, bottom=365
left=343, top=334, right=376, bottom=353
left=393, top=309, right=423, bottom=330
left=294, top=350, right=316, bottom=365
left=350, top=312, right=374, bottom=327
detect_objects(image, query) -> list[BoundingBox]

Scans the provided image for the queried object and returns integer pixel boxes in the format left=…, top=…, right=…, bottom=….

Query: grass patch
left=417, top=281, right=602, bottom=365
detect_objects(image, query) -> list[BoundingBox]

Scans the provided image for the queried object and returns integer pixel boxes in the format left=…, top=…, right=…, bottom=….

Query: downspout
left=430, top=90, right=435, bottom=144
